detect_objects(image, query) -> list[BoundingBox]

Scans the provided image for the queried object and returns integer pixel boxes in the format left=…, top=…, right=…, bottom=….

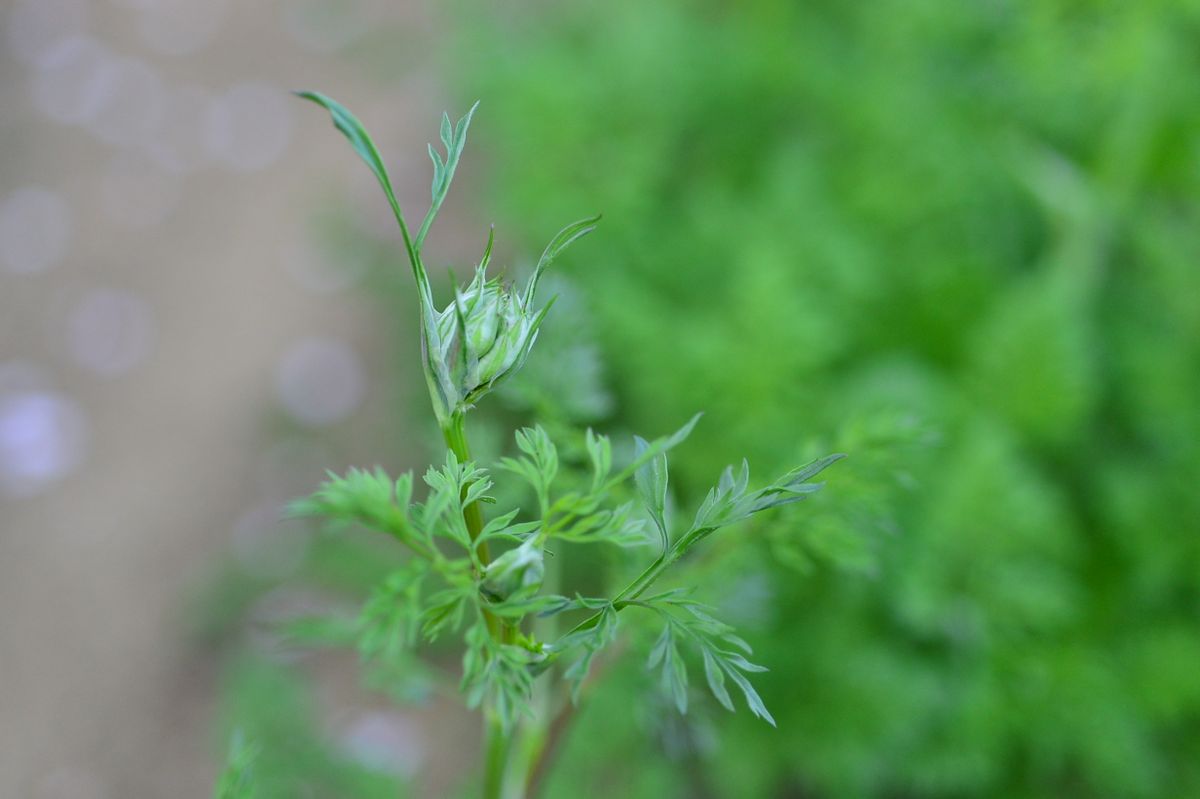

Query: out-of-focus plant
left=214, top=656, right=406, bottom=798
left=446, top=2, right=1200, bottom=797
left=213, top=94, right=842, bottom=799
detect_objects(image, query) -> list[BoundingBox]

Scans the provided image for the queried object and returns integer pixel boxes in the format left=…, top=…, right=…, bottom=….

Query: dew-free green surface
left=448, top=1, right=1200, bottom=795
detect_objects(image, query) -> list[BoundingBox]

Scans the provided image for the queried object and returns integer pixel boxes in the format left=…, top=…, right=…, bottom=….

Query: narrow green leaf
left=294, top=92, right=415, bottom=254
left=781, top=452, right=847, bottom=485
left=669, top=642, right=689, bottom=714
left=427, top=143, right=445, bottom=198
left=702, top=648, right=735, bottom=712
left=295, top=91, right=441, bottom=382
left=421, top=589, right=469, bottom=641
left=608, top=413, right=702, bottom=489
left=647, top=625, right=673, bottom=669
left=725, top=667, right=776, bottom=727
left=415, top=101, right=479, bottom=252
left=634, top=434, right=669, bottom=554
left=480, top=225, right=495, bottom=271
left=525, top=214, right=601, bottom=305
left=485, top=593, right=571, bottom=618
left=439, top=111, right=453, bottom=152
left=394, top=472, right=413, bottom=511
left=585, top=428, right=612, bottom=490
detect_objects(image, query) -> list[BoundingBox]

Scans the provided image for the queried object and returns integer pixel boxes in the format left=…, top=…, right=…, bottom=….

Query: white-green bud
left=426, top=265, right=546, bottom=419
left=415, top=217, right=599, bottom=425
left=481, top=538, right=545, bottom=602
left=293, top=92, right=597, bottom=427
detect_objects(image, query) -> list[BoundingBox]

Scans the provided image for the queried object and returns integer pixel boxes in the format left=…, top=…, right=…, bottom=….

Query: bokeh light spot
left=283, top=0, right=377, bottom=54
left=0, top=187, right=72, bottom=276
left=0, top=390, right=87, bottom=498
left=145, top=84, right=215, bottom=174
left=274, top=337, right=365, bottom=427
left=66, top=288, right=156, bottom=377
left=87, top=55, right=166, bottom=148
left=204, top=82, right=294, bottom=172
left=99, top=154, right=182, bottom=229
left=6, top=0, right=89, bottom=67
left=29, top=35, right=113, bottom=126
left=131, top=0, right=230, bottom=56
left=340, top=712, right=425, bottom=777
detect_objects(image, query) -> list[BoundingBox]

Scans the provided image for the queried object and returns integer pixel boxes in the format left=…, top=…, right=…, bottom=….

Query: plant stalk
left=443, top=412, right=490, bottom=564
left=442, top=412, right=517, bottom=798
left=483, top=712, right=512, bottom=799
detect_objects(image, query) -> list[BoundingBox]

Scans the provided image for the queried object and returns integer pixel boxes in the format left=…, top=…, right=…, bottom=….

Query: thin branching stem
left=442, top=412, right=520, bottom=797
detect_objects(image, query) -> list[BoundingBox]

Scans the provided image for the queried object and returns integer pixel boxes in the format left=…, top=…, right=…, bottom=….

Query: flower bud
left=481, top=538, right=545, bottom=602
left=421, top=268, right=548, bottom=424
left=416, top=217, right=599, bottom=425
left=436, top=271, right=540, bottom=403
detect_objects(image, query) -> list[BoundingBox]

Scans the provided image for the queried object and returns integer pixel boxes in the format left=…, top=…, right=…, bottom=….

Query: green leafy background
left=435, top=1, right=1200, bottom=796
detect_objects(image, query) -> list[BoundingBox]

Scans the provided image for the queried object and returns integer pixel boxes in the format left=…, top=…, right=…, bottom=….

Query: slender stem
left=442, top=412, right=519, bottom=798
left=442, top=413, right=501, bottom=647
left=442, top=412, right=490, bottom=563
left=483, top=713, right=511, bottom=799
left=555, top=548, right=681, bottom=643
left=524, top=695, right=576, bottom=799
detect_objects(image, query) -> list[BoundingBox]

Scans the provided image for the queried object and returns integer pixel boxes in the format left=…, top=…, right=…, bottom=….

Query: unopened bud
left=481, top=538, right=545, bottom=602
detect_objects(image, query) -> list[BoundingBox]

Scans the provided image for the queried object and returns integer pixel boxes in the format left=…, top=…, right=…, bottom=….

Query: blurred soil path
left=0, top=2, right=472, bottom=796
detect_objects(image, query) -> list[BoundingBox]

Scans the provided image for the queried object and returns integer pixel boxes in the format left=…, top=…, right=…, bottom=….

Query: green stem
left=556, top=548, right=683, bottom=643
left=442, top=412, right=490, bottom=564
left=483, top=713, right=511, bottom=799
left=442, top=412, right=519, bottom=797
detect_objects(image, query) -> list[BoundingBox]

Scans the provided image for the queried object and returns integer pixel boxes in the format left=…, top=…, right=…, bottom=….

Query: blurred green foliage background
left=434, top=1, right=1200, bottom=796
